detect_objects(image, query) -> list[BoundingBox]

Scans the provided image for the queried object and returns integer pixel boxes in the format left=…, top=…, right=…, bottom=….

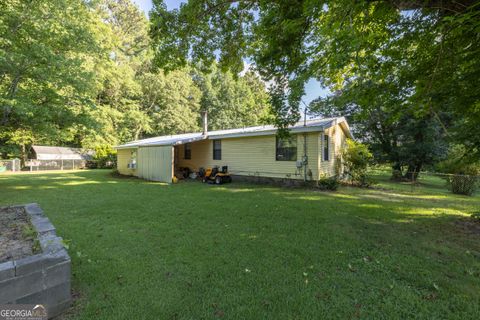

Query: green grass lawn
left=1, top=170, right=479, bottom=319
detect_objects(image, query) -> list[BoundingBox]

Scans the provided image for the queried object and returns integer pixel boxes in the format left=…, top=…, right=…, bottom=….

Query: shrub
left=317, top=175, right=339, bottom=191
left=341, top=139, right=373, bottom=187
left=447, top=175, right=478, bottom=196
left=472, top=212, right=480, bottom=222
left=436, top=145, right=480, bottom=175
left=91, top=145, right=117, bottom=169
left=436, top=145, right=479, bottom=196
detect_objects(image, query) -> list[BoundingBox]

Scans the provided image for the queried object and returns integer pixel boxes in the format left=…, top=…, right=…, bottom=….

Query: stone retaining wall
left=0, top=203, right=71, bottom=318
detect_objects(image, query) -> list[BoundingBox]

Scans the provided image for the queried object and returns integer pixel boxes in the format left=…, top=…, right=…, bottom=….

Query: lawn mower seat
left=210, top=167, right=219, bottom=178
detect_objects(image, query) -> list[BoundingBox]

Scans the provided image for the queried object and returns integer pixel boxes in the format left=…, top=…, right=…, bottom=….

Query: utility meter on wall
left=295, top=160, right=303, bottom=169
left=295, top=156, right=308, bottom=169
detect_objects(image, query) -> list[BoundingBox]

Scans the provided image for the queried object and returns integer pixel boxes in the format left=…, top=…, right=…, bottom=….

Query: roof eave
left=114, top=145, right=139, bottom=150
left=208, top=125, right=329, bottom=139
left=113, top=117, right=350, bottom=148
left=114, top=135, right=207, bottom=149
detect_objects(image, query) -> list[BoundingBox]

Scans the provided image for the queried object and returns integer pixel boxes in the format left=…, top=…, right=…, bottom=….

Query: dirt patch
left=454, top=218, right=480, bottom=236
left=0, top=206, right=38, bottom=263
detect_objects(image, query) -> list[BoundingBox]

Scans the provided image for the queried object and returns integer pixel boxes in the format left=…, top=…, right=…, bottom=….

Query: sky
left=132, top=0, right=329, bottom=107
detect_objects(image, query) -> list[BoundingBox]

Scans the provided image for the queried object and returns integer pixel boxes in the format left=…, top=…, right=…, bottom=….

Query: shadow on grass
left=1, top=170, right=480, bottom=319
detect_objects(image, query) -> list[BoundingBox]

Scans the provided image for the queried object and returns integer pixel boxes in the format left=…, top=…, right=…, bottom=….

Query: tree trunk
left=404, top=163, right=422, bottom=181
left=20, top=144, right=26, bottom=168
left=2, top=74, right=22, bottom=125
left=134, top=126, right=142, bottom=141
left=391, top=162, right=403, bottom=181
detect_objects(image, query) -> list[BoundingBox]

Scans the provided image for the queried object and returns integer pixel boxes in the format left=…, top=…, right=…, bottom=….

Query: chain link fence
left=26, top=159, right=87, bottom=171
left=0, top=159, right=21, bottom=172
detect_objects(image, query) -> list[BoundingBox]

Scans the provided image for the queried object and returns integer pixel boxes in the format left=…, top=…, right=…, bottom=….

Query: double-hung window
left=323, top=134, right=329, bottom=161
left=276, top=136, right=297, bottom=161
left=213, top=140, right=222, bottom=160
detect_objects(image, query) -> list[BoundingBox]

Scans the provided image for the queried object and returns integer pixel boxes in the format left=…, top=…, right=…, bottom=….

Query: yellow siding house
left=115, top=117, right=352, bottom=183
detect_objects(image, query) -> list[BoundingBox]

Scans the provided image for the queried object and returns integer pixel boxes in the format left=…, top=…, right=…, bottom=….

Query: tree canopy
left=150, top=0, right=480, bottom=169
left=0, top=0, right=272, bottom=161
left=0, top=0, right=104, bottom=159
left=2, top=0, right=478, bottom=174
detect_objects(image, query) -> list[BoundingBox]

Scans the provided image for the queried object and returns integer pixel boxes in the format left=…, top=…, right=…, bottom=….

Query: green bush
left=436, top=145, right=480, bottom=175
left=317, top=175, right=339, bottom=191
left=436, top=145, right=479, bottom=196
left=447, top=175, right=478, bottom=196
left=472, top=212, right=480, bottom=222
left=341, top=139, right=373, bottom=187
left=89, top=145, right=117, bottom=169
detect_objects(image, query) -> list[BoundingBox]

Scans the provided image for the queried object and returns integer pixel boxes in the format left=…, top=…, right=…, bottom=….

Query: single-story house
left=115, top=115, right=352, bottom=183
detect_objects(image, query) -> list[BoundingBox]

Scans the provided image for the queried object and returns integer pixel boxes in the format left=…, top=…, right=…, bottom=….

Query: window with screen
left=213, top=140, right=221, bottom=160
left=276, top=136, right=297, bottom=161
left=323, top=134, right=329, bottom=161
left=184, top=143, right=191, bottom=159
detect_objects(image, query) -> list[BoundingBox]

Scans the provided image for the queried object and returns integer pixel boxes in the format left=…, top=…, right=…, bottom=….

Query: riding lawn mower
left=200, top=166, right=232, bottom=184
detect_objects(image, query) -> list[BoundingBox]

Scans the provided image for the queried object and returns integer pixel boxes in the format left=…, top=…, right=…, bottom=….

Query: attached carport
left=115, top=133, right=206, bottom=183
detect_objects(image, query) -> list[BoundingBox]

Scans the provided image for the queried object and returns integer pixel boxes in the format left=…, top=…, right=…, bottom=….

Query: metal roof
left=116, top=133, right=208, bottom=149
left=115, top=117, right=351, bottom=149
left=32, top=145, right=93, bottom=160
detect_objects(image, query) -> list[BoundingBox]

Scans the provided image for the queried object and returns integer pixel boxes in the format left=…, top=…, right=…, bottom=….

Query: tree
left=0, top=0, right=106, bottom=162
left=149, top=0, right=480, bottom=159
left=90, top=0, right=152, bottom=146
left=310, top=80, right=449, bottom=180
left=139, top=68, right=202, bottom=136
left=191, top=63, right=272, bottom=130
left=396, top=114, right=448, bottom=180
left=1, top=0, right=277, bottom=163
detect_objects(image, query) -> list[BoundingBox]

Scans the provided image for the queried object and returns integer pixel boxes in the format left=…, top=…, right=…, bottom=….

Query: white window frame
left=322, top=133, right=329, bottom=161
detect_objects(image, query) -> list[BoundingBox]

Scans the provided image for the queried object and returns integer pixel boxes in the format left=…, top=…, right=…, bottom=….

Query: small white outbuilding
left=30, top=145, right=93, bottom=161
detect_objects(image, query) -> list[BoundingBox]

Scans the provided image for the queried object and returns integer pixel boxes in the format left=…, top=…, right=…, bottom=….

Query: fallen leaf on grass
left=353, top=303, right=362, bottom=318
left=422, top=292, right=437, bottom=301
left=315, top=292, right=330, bottom=300
left=214, top=309, right=224, bottom=318
left=363, top=256, right=372, bottom=262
